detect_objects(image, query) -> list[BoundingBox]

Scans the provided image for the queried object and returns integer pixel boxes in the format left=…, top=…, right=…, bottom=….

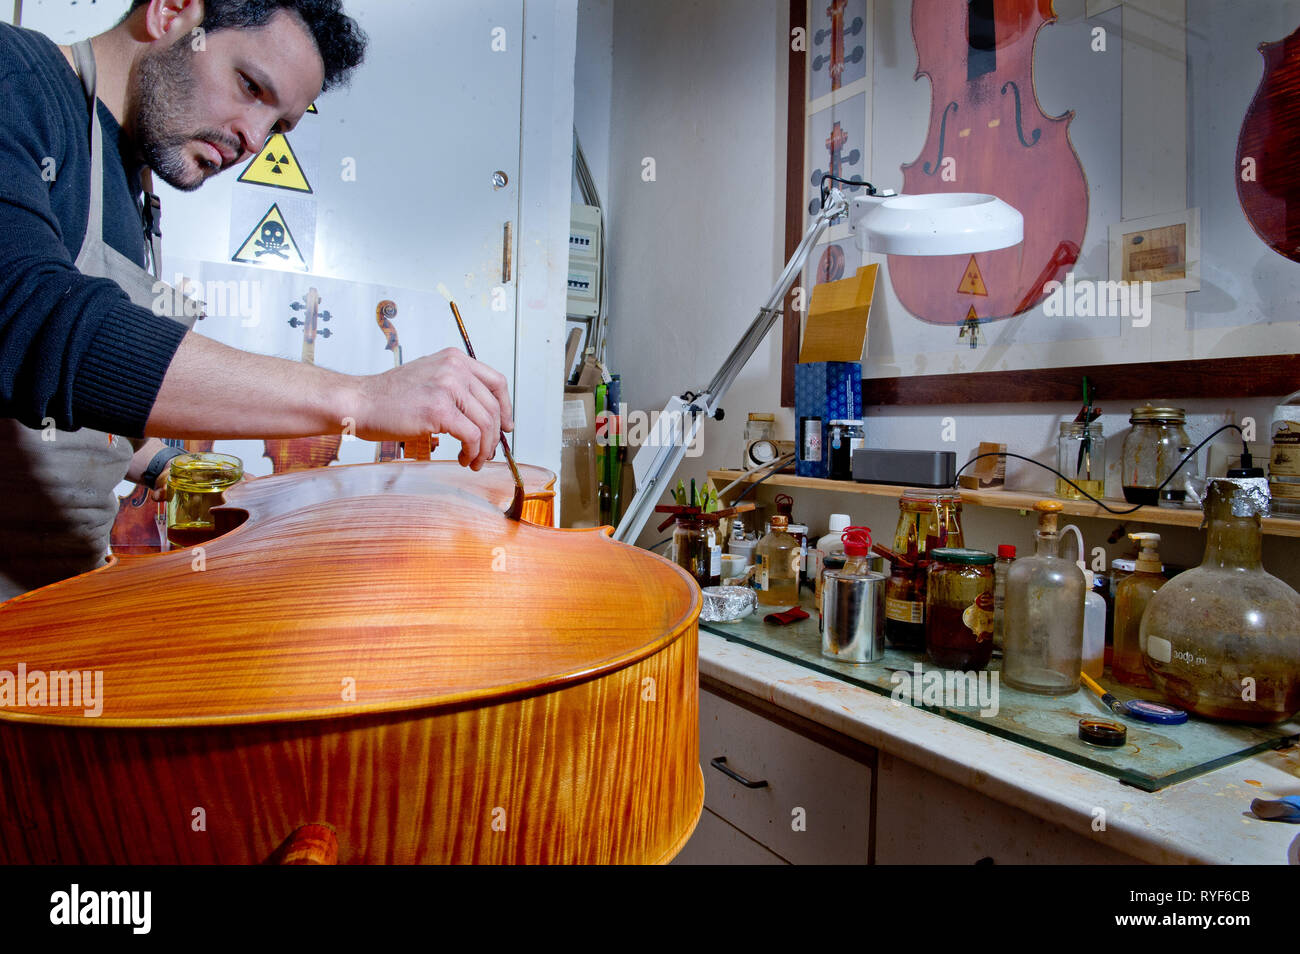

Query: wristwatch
left=141, top=446, right=187, bottom=489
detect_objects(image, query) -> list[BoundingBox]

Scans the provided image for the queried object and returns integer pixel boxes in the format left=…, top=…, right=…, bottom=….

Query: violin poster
left=793, top=0, right=1300, bottom=385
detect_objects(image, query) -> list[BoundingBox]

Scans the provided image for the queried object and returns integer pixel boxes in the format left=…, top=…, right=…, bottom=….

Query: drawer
left=875, top=755, right=1141, bottom=864
left=671, top=808, right=788, bottom=865
left=699, top=680, right=874, bottom=865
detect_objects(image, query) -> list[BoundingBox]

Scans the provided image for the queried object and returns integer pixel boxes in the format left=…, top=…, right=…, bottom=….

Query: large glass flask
left=1141, top=478, right=1300, bottom=724
left=1001, top=500, right=1086, bottom=694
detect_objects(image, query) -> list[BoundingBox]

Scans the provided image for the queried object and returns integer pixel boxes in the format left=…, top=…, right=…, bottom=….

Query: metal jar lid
left=898, top=490, right=962, bottom=510
left=1129, top=404, right=1186, bottom=423
left=928, top=547, right=995, bottom=566
left=827, top=419, right=864, bottom=427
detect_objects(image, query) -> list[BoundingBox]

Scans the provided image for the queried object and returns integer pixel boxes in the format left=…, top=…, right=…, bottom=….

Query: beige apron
left=0, top=39, right=197, bottom=600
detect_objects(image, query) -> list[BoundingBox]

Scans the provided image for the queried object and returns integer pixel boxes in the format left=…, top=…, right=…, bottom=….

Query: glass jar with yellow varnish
left=167, top=453, right=243, bottom=548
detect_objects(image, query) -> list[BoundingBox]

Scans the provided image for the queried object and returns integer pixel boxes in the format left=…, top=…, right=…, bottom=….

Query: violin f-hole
left=923, top=101, right=960, bottom=175
left=1000, top=80, right=1041, bottom=149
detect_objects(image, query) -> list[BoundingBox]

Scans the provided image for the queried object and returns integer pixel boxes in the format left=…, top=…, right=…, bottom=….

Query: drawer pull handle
left=710, top=756, right=768, bottom=789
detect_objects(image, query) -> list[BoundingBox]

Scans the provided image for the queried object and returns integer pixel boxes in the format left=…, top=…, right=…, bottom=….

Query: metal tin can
left=821, top=570, right=886, bottom=664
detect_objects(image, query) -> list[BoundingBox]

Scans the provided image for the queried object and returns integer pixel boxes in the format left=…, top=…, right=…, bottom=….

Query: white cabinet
left=677, top=677, right=1145, bottom=865
left=683, top=678, right=875, bottom=864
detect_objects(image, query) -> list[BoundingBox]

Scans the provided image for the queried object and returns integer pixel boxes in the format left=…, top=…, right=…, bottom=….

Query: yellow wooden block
left=799, top=264, right=877, bottom=363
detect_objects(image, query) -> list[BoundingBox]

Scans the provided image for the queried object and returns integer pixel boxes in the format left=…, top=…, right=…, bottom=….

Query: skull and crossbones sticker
left=232, top=203, right=307, bottom=270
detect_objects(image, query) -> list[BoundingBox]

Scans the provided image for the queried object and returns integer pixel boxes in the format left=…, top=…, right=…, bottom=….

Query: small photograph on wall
left=806, top=90, right=868, bottom=217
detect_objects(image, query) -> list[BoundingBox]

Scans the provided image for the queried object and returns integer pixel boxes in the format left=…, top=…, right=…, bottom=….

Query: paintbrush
left=449, top=301, right=525, bottom=521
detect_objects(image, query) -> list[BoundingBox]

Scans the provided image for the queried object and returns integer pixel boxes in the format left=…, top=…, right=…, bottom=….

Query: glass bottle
left=1112, top=532, right=1166, bottom=687
left=1269, top=389, right=1300, bottom=516
left=883, top=490, right=963, bottom=649
left=755, top=514, right=800, bottom=607
left=671, top=515, right=718, bottom=589
left=925, top=548, right=996, bottom=671
left=1120, top=405, right=1197, bottom=505
left=1056, top=421, right=1106, bottom=500
left=1002, top=500, right=1086, bottom=694
left=1141, top=478, right=1300, bottom=723
left=992, top=544, right=1015, bottom=652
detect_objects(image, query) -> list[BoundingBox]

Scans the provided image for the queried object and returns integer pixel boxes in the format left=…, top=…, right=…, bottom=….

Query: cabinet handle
left=502, top=221, right=513, bottom=283
left=709, top=756, right=768, bottom=789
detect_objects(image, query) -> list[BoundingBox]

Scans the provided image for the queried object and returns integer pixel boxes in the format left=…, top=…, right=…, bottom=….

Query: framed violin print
left=781, top=0, right=1300, bottom=408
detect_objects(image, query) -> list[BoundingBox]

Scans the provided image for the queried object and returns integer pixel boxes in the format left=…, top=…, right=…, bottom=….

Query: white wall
left=586, top=0, right=1300, bottom=588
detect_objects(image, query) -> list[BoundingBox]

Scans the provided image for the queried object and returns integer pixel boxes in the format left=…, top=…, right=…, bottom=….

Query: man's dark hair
left=127, top=0, right=367, bottom=91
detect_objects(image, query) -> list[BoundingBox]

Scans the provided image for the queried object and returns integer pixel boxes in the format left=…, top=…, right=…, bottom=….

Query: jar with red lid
left=925, top=547, right=996, bottom=670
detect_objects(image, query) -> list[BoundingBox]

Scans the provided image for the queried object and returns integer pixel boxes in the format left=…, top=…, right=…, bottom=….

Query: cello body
left=1236, top=24, right=1300, bottom=263
left=0, top=462, right=703, bottom=864
left=888, top=0, right=1088, bottom=324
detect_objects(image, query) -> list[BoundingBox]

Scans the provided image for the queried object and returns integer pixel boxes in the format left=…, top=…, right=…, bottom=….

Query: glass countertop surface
left=699, top=595, right=1299, bottom=792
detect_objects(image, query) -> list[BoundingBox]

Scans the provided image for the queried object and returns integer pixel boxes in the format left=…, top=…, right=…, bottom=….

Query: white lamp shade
left=855, top=192, right=1024, bottom=256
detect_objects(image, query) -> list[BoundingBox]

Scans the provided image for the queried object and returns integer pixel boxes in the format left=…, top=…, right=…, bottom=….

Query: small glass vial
left=1121, top=405, right=1197, bottom=506
left=755, top=515, right=800, bottom=606
left=1056, top=421, right=1106, bottom=500
left=925, top=548, right=996, bottom=670
left=167, top=452, right=244, bottom=548
left=992, top=544, right=1016, bottom=652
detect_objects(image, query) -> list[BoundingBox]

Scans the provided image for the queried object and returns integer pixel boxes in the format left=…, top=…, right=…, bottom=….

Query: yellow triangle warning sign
left=237, top=133, right=313, bottom=193
left=232, top=204, right=308, bottom=270
left=306, top=103, right=318, bottom=114
left=957, top=255, right=988, bottom=296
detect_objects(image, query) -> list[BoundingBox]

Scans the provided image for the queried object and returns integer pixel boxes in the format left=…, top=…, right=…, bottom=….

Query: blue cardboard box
left=795, top=361, right=861, bottom=478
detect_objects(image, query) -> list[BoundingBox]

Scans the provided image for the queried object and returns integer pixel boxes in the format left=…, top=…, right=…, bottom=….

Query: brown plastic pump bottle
left=1111, top=532, right=1166, bottom=687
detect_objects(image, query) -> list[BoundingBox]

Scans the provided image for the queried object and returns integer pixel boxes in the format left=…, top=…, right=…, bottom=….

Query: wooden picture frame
left=780, top=0, right=1300, bottom=407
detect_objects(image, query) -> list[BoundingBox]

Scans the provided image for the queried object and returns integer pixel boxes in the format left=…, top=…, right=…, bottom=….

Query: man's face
left=129, top=9, right=325, bottom=192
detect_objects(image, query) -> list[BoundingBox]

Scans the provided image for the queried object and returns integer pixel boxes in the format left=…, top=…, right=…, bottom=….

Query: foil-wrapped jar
left=1141, top=478, right=1300, bottom=723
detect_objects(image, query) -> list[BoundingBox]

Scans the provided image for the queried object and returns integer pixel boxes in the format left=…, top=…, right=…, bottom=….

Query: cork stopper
left=1033, top=499, right=1063, bottom=533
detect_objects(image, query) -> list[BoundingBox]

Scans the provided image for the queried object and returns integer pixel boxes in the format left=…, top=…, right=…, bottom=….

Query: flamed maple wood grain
left=0, top=461, right=702, bottom=863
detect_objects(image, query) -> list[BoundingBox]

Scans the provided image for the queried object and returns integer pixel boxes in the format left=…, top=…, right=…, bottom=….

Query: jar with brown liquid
left=884, top=491, right=962, bottom=648
left=925, top=548, right=996, bottom=670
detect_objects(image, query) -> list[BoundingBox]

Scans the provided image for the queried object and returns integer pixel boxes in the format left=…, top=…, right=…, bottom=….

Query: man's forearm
left=144, top=332, right=362, bottom=440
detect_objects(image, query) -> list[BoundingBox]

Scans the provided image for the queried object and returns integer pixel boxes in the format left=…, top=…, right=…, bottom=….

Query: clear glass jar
left=1120, top=405, right=1197, bottom=506
left=1141, top=478, right=1300, bottom=723
left=742, top=412, right=776, bottom=469
left=1002, top=501, right=1086, bottom=694
left=883, top=491, right=963, bottom=649
left=925, top=548, right=996, bottom=670
left=1056, top=421, right=1105, bottom=501
left=672, top=516, right=719, bottom=589
left=167, top=452, right=243, bottom=548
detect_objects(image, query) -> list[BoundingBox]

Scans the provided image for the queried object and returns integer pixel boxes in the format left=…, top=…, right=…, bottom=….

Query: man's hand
left=353, top=348, right=515, bottom=471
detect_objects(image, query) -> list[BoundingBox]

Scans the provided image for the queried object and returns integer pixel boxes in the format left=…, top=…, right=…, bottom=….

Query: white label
left=561, top=399, right=589, bottom=430
left=1147, top=635, right=1172, bottom=664
left=710, top=545, right=721, bottom=576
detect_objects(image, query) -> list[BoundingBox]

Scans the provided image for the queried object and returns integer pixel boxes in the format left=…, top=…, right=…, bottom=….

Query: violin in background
left=262, top=288, right=343, bottom=473
left=1236, top=24, right=1300, bottom=263
left=887, top=0, right=1088, bottom=325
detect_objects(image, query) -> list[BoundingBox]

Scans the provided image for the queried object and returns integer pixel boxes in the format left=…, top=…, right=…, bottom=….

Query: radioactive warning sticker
left=957, top=255, right=988, bottom=296
left=237, top=133, right=313, bottom=193
left=232, top=203, right=309, bottom=270
left=306, top=102, right=318, bottom=114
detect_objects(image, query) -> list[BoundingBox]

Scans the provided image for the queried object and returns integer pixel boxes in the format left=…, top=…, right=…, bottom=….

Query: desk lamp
left=612, top=186, right=1023, bottom=544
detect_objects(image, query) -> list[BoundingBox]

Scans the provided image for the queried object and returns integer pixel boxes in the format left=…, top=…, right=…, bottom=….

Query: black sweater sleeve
left=0, top=65, right=187, bottom=438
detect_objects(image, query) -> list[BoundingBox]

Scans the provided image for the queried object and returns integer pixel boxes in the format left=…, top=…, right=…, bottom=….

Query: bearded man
left=0, top=0, right=514, bottom=598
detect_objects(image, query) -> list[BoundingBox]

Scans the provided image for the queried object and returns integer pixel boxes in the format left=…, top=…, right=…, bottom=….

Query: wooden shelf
left=707, top=470, right=1300, bottom=539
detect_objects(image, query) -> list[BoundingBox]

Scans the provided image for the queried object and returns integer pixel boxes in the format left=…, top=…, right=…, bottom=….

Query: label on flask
left=1147, top=635, right=1172, bottom=663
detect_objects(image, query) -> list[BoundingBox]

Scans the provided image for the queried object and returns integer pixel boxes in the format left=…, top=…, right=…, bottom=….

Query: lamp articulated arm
left=612, top=190, right=849, bottom=544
